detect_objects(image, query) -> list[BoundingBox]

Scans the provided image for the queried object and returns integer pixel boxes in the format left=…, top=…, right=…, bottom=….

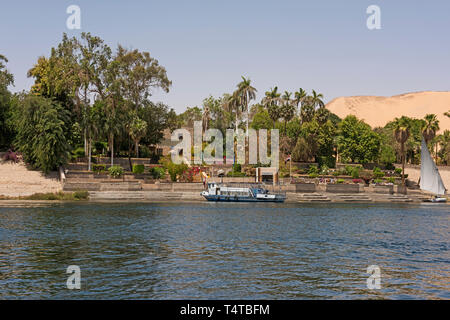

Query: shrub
left=227, top=171, right=246, bottom=177
left=132, top=164, right=145, bottom=174
left=373, top=167, right=385, bottom=178
left=166, top=162, right=188, bottom=182
left=308, top=165, right=319, bottom=175
left=308, top=173, right=319, bottom=178
left=337, top=179, right=345, bottom=184
left=108, top=165, right=124, bottom=178
left=72, top=147, right=85, bottom=160
left=351, top=167, right=360, bottom=179
left=344, top=165, right=354, bottom=176
left=320, top=165, right=329, bottom=175
left=352, top=179, right=363, bottom=184
left=394, top=168, right=403, bottom=176
left=318, top=155, right=336, bottom=169
left=332, top=170, right=340, bottom=177
left=20, top=191, right=87, bottom=201
left=92, top=164, right=106, bottom=174
left=73, top=190, right=89, bottom=200
left=385, top=163, right=395, bottom=170
left=386, top=177, right=395, bottom=184
left=149, top=167, right=166, bottom=179
left=373, top=178, right=383, bottom=184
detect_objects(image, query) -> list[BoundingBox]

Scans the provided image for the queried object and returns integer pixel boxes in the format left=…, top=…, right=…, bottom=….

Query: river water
left=0, top=202, right=448, bottom=299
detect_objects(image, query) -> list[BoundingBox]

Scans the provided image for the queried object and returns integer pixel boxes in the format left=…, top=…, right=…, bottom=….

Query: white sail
left=420, top=137, right=446, bottom=195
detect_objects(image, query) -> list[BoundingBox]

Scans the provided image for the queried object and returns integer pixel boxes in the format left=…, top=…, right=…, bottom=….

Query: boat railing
left=219, top=182, right=286, bottom=197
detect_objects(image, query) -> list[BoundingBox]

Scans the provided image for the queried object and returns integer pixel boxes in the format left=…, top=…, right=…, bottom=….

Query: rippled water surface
left=0, top=202, right=448, bottom=299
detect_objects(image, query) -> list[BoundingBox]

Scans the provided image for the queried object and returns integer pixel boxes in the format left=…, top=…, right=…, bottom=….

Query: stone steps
left=63, top=181, right=142, bottom=192
left=336, top=194, right=372, bottom=202
left=89, top=191, right=145, bottom=200
left=297, top=193, right=331, bottom=202
left=386, top=195, right=413, bottom=202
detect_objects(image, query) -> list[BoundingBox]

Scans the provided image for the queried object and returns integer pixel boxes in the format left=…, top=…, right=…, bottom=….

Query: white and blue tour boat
left=201, top=182, right=286, bottom=202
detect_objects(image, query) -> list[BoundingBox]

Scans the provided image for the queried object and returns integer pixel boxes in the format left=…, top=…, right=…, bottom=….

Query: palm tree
left=129, top=115, right=148, bottom=158
left=393, top=117, right=411, bottom=186
left=223, top=93, right=240, bottom=132
left=422, top=113, right=440, bottom=144
left=300, top=96, right=315, bottom=123
left=311, top=90, right=325, bottom=109
left=262, top=87, right=281, bottom=128
left=444, top=110, right=450, bottom=118
left=281, top=91, right=295, bottom=134
left=294, top=88, right=307, bottom=116
left=202, top=105, right=210, bottom=132
left=235, top=76, right=257, bottom=136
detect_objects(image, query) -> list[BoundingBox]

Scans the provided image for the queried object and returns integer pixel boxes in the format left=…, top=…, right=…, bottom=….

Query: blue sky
left=1, top=0, right=450, bottom=113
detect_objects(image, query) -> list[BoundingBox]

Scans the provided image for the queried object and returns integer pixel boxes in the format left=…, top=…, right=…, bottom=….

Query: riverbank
left=1, top=160, right=448, bottom=204
left=0, top=162, right=62, bottom=197
left=1, top=190, right=446, bottom=205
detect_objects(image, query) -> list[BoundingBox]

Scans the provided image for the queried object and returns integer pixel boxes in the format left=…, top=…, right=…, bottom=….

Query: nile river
left=0, top=202, right=448, bottom=299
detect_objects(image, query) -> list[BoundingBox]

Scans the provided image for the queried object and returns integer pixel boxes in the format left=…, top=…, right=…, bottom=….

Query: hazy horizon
left=2, top=0, right=450, bottom=113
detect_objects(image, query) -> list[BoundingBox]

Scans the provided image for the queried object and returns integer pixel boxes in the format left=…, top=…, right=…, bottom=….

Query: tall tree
left=78, top=32, right=113, bottom=165
left=114, top=45, right=171, bottom=110
left=294, top=88, right=307, bottom=116
left=300, top=96, right=315, bottom=123
left=393, top=117, right=411, bottom=186
left=337, top=115, right=381, bottom=164
left=0, top=54, right=14, bottom=149
left=223, top=93, right=241, bottom=132
left=422, top=113, right=440, bottom=144
left=280, top=91, right=295, bottom=134
left=128, top=112, right=148, bottom=158
left=235, top=76, right=257, bottom=135
left=12, top=94, right=71, bottom=173
left=262, top=87, right=281, bottom=128
left=311, top=90, right=325, bottom=109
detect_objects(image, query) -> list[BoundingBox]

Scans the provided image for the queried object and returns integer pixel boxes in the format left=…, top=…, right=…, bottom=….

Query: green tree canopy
left=12, top=94, right=71, bottom=172
left=337, top=115, right=381, bottom=163
left=0, top=54, right=14, bottom=149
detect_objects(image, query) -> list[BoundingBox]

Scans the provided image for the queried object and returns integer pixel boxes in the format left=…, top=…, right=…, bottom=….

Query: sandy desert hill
left=326, top=91, right=450, bottom=132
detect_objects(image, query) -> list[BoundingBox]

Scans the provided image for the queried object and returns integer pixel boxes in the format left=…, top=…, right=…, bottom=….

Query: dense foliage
left=0, top=33, right=176, bottom=172
left=1, top=37, right=450, bottom=175
left=12, top=94, right=71, bottom=172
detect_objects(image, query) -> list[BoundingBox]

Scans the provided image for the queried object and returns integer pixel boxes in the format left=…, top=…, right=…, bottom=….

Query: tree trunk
left=246, top=103, right=249, bottom=137
left=135, top=140, right=139, bottom=158
left=435, top=143, right=438, bottom=164
left=401, top=143, right=405, bottom=186
left=128, top=135, right=132, bottom=172
left=110, top=134, right=114, bottom=167
left=84, top=129, right=88, bottom=157
left=88, top=138, right=92, bottom=171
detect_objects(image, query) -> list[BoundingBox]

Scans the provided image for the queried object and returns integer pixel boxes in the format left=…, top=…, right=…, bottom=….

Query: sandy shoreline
left=0, top=162, right=62, bottom=197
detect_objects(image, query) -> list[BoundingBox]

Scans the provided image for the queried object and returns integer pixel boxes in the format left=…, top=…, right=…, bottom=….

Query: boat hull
left=202, top=194, right=286, bottom=203
left=422, top=198, right=447, bottom=203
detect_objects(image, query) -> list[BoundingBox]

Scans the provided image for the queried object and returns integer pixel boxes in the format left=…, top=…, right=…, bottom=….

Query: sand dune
left=326, top=91, right=450, bottom=131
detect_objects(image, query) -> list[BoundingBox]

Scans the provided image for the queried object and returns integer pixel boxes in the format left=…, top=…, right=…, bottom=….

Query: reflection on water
left=0, top=202, right=448, bottom=299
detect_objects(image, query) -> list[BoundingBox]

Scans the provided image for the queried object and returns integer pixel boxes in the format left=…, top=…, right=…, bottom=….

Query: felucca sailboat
left=420, top=137, right=447, bottom=202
